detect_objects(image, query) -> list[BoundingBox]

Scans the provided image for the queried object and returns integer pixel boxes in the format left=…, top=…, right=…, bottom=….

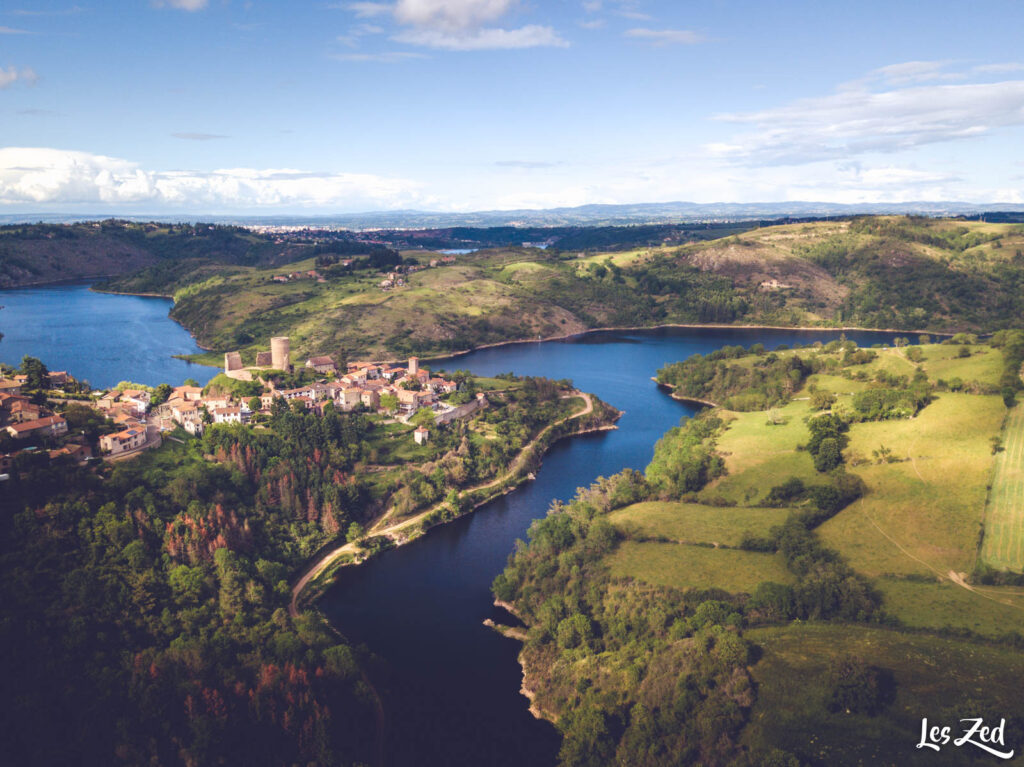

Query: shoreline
left=76, top=283, right=960, bottom=369
left=651, top=379, right=719, bottom=408
left=425, top=321, right=957, bottom=364
left=290, top=399, right=619, bottom=613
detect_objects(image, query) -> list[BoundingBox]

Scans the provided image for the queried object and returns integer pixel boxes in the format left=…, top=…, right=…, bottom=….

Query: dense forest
left=0, top=406, right=381, bottom=766
left=0, top=369, right=618, bottom=765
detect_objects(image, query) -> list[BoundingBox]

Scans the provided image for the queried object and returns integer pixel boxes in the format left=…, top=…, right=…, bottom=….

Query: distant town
left=0, top=336, right=481, bottom=474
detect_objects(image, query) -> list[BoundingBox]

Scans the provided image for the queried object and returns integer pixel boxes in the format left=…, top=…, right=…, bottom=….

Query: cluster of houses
left=0, top=378, right=69, bottom=442
left=161, top=356, right=468, bottom=444
left=1, top=349, right=472, bottom=476
left=93, top=388, right=154, bottom=456
left=272, top=269, right=327, bottom=284
left=0, top=376, right=90, bottom=477
left=379, top=255, right=457, bottom=291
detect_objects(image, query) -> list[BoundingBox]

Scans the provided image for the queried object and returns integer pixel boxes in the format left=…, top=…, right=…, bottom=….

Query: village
left=0, top=336, right=479, bottom=474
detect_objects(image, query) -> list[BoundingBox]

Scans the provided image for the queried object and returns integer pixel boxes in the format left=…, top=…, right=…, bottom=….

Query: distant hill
left=97, top=215, right=1024, bottom=362
left=3, top=200, right=1023, bottom=229
left=0, top=220, right=317, bottom=289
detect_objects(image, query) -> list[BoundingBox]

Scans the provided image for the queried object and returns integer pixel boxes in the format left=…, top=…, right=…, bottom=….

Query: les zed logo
left=917, top=718, right=1015, bottom=759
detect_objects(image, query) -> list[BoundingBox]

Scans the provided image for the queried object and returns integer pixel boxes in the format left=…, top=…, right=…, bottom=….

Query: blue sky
left=2, top=0, right=1024, bottom=213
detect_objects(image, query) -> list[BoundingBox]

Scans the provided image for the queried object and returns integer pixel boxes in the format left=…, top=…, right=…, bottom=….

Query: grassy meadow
left=982, top=405, right=1024, bottom=570
left=608, top=501, right=790, bottom=546
left=743, top=623, right=1024, bottom=766
left=608, top=541, right=793, bottom=592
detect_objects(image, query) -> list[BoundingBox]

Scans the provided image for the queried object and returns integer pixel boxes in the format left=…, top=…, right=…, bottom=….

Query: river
left=0, top=283, right=904, bottom=764
left=317, top=326, right=901, bottom=766
left=0, top=283, right=216, bottom=389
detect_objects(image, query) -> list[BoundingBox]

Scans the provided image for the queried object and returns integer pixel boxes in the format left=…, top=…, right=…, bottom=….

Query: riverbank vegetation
left=82, top=216, right=1024, bottom=363
left=0, top=365, right=614, bottom=765
left=493, top=332, right=1024, bottom=766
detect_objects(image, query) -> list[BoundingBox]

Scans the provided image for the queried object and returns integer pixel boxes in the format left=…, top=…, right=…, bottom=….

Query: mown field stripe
left=982, top=406, right=1024, bottom=570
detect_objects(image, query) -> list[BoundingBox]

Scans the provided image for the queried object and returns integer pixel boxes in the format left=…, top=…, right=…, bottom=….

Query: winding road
left=288, top=391, right=596, bottom=618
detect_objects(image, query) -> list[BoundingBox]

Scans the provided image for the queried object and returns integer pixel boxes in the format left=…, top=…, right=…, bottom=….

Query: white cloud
left=344, top=2, right=392, bottom=17
left=155, top=0, right=209, bottom=11
left=0, top=148, right=427, bottom=210
left=346, top=0, right=572, bottom=51
left=708, top=70, right=1024, bottom=166
left=625, top=28, right=703, bottom=45
left=0, top=26, right=30, bottom=34
left=394, top=0, right=514, bottom=31
left=973, top=62, right=1024, bottom=74
left=866, top=60, right=963, bottom=86
left=0, top=66, right=38, bottom=89
left=393, top=24, right=567, bottom=50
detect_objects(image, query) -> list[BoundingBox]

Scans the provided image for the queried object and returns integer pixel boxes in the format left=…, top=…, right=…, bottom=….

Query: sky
left=1, top=0, right=1024, bottom=214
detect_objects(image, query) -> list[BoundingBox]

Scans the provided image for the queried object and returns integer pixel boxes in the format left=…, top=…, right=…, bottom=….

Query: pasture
left=608, top=541, right=793, bottom=593
left=608, top=501, right=790, bottom=546
left=981, top=405, right=1024, bottom=571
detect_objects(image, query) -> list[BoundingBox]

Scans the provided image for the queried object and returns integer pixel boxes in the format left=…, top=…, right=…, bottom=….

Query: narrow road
left=288, top=391, right=596, bottom=617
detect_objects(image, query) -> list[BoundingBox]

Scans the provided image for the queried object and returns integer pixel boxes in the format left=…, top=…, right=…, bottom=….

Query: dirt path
left=289, top=391, right=597, bottom=617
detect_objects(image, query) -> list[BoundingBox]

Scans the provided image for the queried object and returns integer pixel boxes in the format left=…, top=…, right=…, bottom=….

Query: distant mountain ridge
left=3, top=200, right=1024, bottom=229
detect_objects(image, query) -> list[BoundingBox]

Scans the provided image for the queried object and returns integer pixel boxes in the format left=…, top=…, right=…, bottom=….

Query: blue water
left=318, top=326, right=901, bottom=767
left=1, top=282, right=906, bottom=763
left=0, top=283, right=216, bottom=389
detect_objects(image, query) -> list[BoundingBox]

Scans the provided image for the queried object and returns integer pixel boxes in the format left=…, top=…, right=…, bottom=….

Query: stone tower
left=408, top=356, right=419, bottom=376
left=224, top=351, right=242, bottom=373
left=271, top=337, right=291, bottom=372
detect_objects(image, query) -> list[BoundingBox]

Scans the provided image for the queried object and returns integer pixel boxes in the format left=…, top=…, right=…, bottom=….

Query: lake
left=318, top=325, right=902, bottom=766
left=0, top=283, right=216, bottom=389
left=0, top=283, right=905, bottom=764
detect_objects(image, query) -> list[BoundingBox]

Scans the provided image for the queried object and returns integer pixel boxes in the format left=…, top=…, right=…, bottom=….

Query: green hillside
left=92, top=215, right=1024, bottom=363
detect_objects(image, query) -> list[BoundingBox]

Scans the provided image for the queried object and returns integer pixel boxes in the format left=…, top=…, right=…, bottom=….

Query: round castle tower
left=271, top=337, right=291, bottom=372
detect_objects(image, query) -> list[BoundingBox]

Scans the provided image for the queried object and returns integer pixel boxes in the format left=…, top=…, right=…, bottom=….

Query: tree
left=810, top=390, right=837, bottom=411
left=248, top=396, right=262, bottom=412
left=824, top=655, right=886, bottom=715
left=19, top=356, right=49, bottom=389
left=814, top=437, right=842, bottom=472
left=379, top=393, right=398, bottom=414
left=410, top=408, right=435, bottom=428
left=151, top=383, right=173, bottom=406
left=1003, top=387, right=1018, bottom=408
left=346, top=522, right=365, bottom=543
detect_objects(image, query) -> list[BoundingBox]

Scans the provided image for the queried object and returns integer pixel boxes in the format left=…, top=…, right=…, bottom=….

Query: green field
left=608, top=541, right=793, bottom=592
left=982, top=405, right=1024, bottom=571
left=818, top=393, right=1004, bottom=578
left=743, top=623, right=1024, bottom=766
left=701, top=401, right=821, bottom=506
left=608, top=501, right=790, bottom=546
left=875, top=576, right=1024, bottom=637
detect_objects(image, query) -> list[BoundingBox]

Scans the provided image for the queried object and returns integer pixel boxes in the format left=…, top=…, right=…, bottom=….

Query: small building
left=306, top=355, right=338, bottom=375
left=414, top=426, right=429, bottom=445
left=47, top=371, right=69, bottom=387
left=5, top=415, right=68, bottom=440
left=211, top=406, right=247, bottom=425
left=0, top=381, right=23, bottom=396
left=172, top=385, right=203, bottom=402
left=100, top=427, right=146, bottom=455
left=360, top=389, right=380, bottom=409
left=120, top=389, right=151, bottom=415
